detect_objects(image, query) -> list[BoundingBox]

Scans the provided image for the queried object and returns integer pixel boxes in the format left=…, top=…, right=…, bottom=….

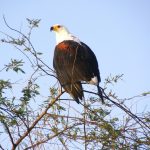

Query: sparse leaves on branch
left=5, top=59, right=25, bottom=73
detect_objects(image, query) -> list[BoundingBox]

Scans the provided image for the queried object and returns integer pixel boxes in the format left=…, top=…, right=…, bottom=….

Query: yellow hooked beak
left=50, top=25, right=61, bottom=32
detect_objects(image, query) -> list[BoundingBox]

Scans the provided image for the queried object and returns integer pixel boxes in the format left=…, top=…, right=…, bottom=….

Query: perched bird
left=50, top=24, right=103, bottom=104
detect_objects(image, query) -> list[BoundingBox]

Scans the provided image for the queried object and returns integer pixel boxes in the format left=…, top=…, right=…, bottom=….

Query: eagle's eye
left=57, top=25, right=61, bottom=28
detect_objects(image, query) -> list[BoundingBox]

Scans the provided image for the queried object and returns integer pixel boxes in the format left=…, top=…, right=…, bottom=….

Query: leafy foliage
left=5, top=59, right=25, bottom=73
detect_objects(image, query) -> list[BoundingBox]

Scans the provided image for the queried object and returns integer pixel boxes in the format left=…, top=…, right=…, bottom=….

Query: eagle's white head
left=50, top=24, right=81, bottom=44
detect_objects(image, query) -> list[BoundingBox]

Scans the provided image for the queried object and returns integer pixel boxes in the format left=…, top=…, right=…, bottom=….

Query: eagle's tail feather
left=63, top=82, right=83, bottom=104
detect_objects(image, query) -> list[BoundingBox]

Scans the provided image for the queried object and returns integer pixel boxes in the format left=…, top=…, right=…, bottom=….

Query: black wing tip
left=73, top=97, right=83, bottom=104
left=75, top=96, right=85, bottom=104
left=97, top=85, right=104, bottom=104
left=75, top=98, right=80, bottom=104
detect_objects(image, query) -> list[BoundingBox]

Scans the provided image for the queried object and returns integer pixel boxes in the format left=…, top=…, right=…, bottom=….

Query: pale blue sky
left=0, top=0, right=150, bottom=109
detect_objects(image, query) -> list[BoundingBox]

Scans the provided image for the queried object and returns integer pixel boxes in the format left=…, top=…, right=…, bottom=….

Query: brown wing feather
left=53, top=40, right=101, bottom=103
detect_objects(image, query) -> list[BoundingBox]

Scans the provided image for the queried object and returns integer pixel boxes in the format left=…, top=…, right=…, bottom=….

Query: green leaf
left=5, top=59, right=25, bottom=74
left=142, top=91, right=150, bottom=96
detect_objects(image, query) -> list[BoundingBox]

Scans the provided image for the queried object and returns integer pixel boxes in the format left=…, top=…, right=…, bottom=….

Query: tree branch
left=83, top=89, right=150, bottom=131
left=3, top=15, right=54, bottom=73
left=24, top=122, right=82, bottom=150
left=12, top=91, right=64, bottom=150
left=2, top=122, right=15, bottom=148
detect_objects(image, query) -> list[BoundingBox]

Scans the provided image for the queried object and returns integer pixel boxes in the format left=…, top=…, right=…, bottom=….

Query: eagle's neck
left=55, top=30, right=81, bottom=45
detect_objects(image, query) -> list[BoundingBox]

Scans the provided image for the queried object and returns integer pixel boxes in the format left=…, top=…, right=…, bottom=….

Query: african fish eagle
left=50, top=24, right=103, bottom=104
